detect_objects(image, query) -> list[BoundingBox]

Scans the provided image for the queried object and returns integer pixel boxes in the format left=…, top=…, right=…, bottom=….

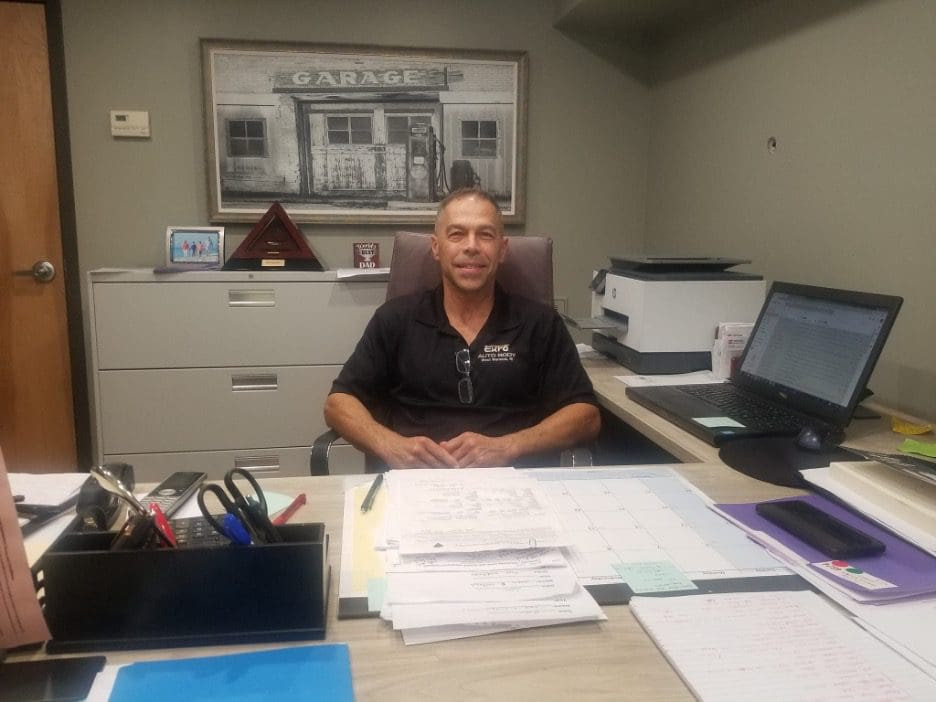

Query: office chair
left=310, top=231, right=590, bottom=474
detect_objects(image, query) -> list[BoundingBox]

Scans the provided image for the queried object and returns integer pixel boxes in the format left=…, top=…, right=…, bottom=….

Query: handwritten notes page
left=630, top=591, right=936, bottom=701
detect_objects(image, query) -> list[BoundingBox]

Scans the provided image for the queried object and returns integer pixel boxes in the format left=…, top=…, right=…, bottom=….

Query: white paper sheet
left=614, top=370, right=724, bottom=387
left=390, top=584, right=606, bottom=630
left=386, top=564, right=579, bottom=604
left=630, top=591, right=936, bottom=701
left=386, top=547, right=567, bottom=572
left=391, top=468, right=566, bottom=554
left=335, top=267, right=390, bottom=278
left=9, top=471, right=87, bottom=506
left=400, top=617, right=593, bottom=645
left=532, top=467, right=788, bottom=589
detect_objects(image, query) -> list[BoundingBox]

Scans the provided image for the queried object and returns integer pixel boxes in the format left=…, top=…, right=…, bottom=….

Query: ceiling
left=554, top=0, right=756, bottom=51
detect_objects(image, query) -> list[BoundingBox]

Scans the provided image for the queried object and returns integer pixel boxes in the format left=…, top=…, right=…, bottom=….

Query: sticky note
left=899, top=438, right=936, bottom=458
left=613, top=561, right=697, bottom=593
left=891, top=416, right=932, bottom=435
left=262, top=491, right=294, bottom=515
left=367, top=577, right=387, bottom=611
left=693, top=416, right=745, bottom=429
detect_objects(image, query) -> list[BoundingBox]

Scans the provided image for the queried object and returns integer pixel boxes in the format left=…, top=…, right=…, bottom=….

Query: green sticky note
left=367, top=577, right=387, bottom=612
left=613, top=561, right=697, bottom=593
left=900, top=438, right=936, bottom=458
left=261, top=491, right=294, bottom=516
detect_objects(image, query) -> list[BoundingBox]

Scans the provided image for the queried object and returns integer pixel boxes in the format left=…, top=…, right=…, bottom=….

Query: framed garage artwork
left=201, top=39, right=528, bottom=224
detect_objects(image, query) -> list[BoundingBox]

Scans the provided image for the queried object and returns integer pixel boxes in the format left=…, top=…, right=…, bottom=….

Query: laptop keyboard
left=680, top=384, right=807, bottom=432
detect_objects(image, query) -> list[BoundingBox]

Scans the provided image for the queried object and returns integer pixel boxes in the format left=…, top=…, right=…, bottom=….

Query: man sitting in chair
left=324, top=187, right=600, bottom=469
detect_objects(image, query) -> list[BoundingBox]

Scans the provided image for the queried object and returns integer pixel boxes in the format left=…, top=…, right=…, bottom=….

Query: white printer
left=584, top=257, right=765, bottom=374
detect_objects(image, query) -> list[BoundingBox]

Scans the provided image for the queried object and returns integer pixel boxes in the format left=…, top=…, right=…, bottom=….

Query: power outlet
left=553, top=297, right=568, bottom=315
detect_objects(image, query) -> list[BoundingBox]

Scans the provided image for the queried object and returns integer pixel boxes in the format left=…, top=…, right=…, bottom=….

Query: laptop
left=625, top=282, right=903, bottom=446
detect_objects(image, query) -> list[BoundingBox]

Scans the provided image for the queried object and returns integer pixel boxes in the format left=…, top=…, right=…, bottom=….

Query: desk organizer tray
left=36, top=523, right=328, bottom=653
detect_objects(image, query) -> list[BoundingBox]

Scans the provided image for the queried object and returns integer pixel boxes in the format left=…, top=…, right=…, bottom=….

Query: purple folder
left=717, top=494, right=936, bottom=601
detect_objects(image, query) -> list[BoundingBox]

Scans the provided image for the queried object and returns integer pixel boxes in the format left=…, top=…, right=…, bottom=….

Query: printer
left=582, top=257, right=765, bottom=374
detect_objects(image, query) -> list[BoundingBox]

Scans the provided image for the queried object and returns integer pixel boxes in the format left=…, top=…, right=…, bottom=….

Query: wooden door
left=0, top=1, right=77, bottom=472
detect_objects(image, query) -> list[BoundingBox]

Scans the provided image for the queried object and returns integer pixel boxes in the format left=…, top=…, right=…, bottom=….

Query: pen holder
left=35, top=523, right=329, bottom=652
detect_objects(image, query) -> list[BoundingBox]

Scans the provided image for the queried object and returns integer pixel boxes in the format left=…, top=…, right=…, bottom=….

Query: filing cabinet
left=88, top=270, right=385, bottom=481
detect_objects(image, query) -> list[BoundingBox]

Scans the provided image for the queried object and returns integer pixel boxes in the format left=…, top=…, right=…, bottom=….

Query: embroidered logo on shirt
left=479, top=344, right=516, bottom=363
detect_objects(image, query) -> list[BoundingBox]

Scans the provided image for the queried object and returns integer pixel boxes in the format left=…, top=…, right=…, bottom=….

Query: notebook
left=630, top=591, right=936, bottom=701
left=625, top=282, right=902, bottom=446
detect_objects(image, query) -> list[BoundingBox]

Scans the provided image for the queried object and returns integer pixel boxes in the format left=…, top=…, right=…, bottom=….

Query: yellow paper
left=349, top=480, right=388, bottom=593
left=890, top=416, right=933, bottom=436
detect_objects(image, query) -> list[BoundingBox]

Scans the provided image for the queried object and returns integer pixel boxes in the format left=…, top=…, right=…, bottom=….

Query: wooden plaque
left=223, top=202, right=325, bottom=270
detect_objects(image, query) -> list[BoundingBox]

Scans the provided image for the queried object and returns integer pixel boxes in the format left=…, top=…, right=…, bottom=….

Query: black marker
left=360, top=473, right=384, bottom=513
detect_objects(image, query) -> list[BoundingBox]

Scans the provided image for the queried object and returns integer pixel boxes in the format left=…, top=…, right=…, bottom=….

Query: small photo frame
left=166, top=226, right=224, bottom=266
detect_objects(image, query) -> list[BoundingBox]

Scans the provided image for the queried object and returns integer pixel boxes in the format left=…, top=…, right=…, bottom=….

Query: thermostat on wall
left=110, top=110, right=150, bottom=138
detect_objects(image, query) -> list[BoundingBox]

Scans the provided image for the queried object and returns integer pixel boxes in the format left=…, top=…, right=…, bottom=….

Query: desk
left=583, top=356, right=922, bottom=463
left=14, top=467, right=797, bottom=701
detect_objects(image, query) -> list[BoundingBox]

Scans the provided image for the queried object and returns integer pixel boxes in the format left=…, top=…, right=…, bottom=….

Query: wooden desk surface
left=16, top=359, right=928, bottom=698
left=15, top=467, right=799, bottom=701
left=584, top=356, right=924, bottom=463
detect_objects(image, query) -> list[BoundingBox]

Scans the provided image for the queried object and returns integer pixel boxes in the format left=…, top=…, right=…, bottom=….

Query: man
left=324, top=188, right=600, bottom=469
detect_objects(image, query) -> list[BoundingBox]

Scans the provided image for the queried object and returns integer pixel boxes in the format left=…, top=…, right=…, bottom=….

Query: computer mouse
left=795, top=426, right=824, bottom=452
left=795, top=425, right=846, bottom=453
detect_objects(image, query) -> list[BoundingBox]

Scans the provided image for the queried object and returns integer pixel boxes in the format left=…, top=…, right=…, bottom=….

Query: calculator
left=169, top=516, right=230, bottom=548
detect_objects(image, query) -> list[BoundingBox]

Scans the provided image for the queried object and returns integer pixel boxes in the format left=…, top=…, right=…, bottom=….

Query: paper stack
left=377, top=467, right=605, bottom=644
left=711, top=494, right=936, bottom=677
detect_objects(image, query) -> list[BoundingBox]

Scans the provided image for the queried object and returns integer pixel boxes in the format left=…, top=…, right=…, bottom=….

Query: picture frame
left=166, top=226, right=225, bottom=266
left=201, top=39, right=528, bottom=225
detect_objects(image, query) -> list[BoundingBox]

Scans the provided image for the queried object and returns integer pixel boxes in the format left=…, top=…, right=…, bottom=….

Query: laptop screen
left=736, top=282, right=902, bottom=426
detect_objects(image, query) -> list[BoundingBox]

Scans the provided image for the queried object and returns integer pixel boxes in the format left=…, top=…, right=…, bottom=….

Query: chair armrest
left=310, top=429, right=341, bottom=476
left=560, top=446, right=594, bottom=467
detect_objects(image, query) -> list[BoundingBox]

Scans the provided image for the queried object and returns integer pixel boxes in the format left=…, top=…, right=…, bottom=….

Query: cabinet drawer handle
left=231, top=373, right=278, bottom=391
left=234, top=456, right=280, bottom=474
left=228, top=289, right=275, bottom=307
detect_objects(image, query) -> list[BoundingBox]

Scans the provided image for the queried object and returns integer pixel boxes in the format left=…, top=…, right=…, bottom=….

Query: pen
left=222, top=513, right=252, bottom=545
left=272, top=492, right=307, bottom=526
left=360, top=473, right=384, bottom=513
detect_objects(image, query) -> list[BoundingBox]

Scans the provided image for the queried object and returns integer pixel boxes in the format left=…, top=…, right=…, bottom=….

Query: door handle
left=14, top=260, right=56, bottom=283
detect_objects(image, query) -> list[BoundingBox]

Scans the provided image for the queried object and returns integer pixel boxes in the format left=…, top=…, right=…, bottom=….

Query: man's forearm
left=503, top=402, right=601, bottom=462
left=323, top=392, right=460, bottom=468
left=323, top=392, right=396, bottom=459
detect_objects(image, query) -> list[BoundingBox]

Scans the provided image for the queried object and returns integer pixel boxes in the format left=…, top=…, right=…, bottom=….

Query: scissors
left=196, top=468, right=282, bottom=544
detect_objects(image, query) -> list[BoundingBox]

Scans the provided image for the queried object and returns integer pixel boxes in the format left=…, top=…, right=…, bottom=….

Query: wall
left=646, top=0, right=936, bottom=418
left=61, top=0, right=649, bottom=319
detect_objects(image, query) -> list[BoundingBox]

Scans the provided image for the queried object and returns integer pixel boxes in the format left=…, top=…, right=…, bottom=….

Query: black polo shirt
left=330, top=284, right=597, bottom=465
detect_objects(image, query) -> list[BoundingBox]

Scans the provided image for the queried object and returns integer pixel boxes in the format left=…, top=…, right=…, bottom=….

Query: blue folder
left=109, top=644, right=354, bottom=702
